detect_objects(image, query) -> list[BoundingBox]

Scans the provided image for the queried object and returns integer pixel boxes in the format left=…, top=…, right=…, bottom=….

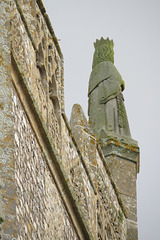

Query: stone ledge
left=100, top=138, right=140, bottom=173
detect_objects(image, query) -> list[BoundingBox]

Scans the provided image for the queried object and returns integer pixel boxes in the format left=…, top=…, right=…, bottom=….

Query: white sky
left=44, top=1, right=160, bottom=239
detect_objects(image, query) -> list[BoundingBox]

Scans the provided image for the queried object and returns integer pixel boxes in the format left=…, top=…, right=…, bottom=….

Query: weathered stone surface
left=88, top=37, right=139, bottom=239
left=100, top=138, right=139, bottom=237
left=104, top=155, right=137, bottom=198
left=88, top=37, right=131, bottom=142
left=0, top=1, right=139, bottom=239
left=120, top=195, right=137, bottom=221
left=11, top=0, right=63, bottom=155
left=126, top=219, right=138, bottom=240
left=0, top=1, right=17, bottom=239
left=70, top=104, right=127, bottom=239
left=61, top=114, right=96, bottom=238
left=13, top=90, right=78, bottom=239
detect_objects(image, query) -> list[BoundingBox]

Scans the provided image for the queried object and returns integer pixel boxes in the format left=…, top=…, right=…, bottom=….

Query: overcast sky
left=44, top=1, right=160, bottom=239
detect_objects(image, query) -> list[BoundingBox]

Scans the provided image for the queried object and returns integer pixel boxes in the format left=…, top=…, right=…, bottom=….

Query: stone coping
left=100, top=138, right=140, bottom=173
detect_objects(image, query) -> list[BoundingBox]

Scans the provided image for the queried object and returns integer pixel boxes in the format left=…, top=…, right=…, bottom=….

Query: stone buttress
left=88, top=37, right=140, bottom=240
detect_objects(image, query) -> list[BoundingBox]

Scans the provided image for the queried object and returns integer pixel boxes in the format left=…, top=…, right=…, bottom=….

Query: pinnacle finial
left=94, top=37, right=114, bottom=49
left=92, top=37, right=114, bottom=68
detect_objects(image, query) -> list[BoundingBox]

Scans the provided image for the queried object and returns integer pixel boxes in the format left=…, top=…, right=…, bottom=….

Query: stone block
left=126, top=219, right=138, bottom=240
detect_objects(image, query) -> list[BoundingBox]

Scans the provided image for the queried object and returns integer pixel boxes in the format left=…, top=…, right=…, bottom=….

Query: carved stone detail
left=88, top=37, right=131, bottom=142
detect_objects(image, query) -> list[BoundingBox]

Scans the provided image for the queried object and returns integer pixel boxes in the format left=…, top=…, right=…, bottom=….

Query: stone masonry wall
left=13, top=90, right=78, bottom=240
left=0, top=0, right=131, bottom=239
left=0, top=1, right=16, bottom=239
left=11, top=0, right=63, bottom=155
left=70, top=104, right=127, bottom=240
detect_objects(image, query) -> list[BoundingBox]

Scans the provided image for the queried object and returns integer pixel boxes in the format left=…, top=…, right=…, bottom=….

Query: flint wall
left=0, top=0, right=127, bottom=239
